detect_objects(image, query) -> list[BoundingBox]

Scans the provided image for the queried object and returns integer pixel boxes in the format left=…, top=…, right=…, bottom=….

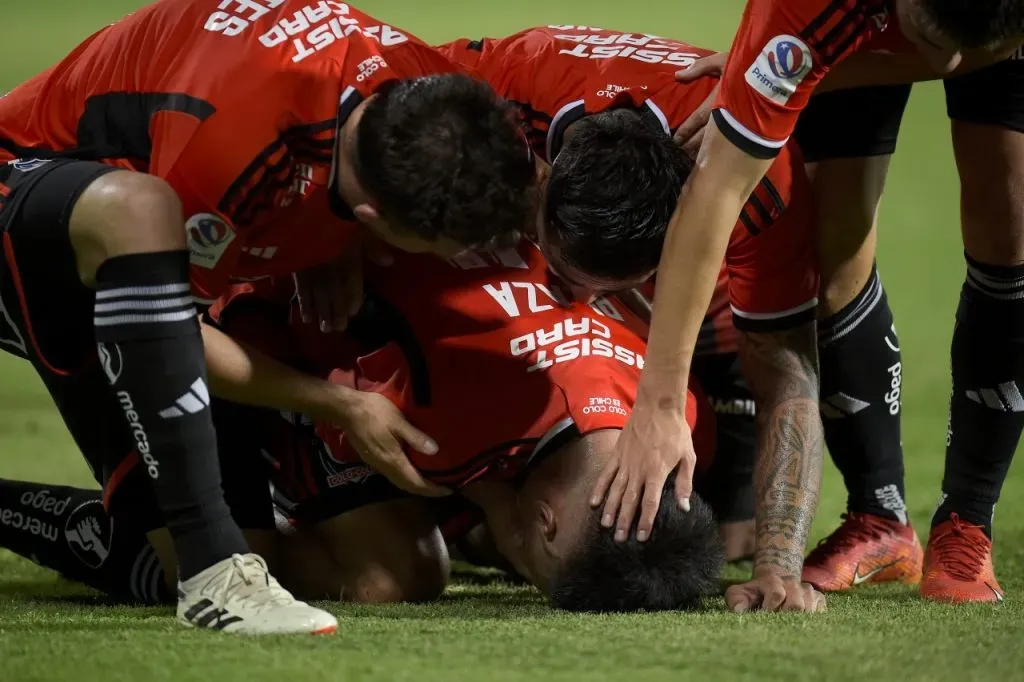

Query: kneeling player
left=211, top=241, right=731, bottom=611
left=0, top=241, right=738, bottom=611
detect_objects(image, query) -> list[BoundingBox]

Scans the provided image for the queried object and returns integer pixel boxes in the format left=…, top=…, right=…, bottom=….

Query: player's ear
left=536, top=500, right=557, bottom=543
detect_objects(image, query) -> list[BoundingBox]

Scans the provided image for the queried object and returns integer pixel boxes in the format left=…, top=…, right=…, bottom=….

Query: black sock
left=818, top=265, right=908, bottom=523
left=933, top=255, right=1024, bottom=537
left=0, top=480, right=171, bottom=603
left=93, top=250, right=246, bottom=579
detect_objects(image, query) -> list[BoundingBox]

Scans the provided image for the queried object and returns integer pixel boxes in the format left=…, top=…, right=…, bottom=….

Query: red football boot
left=920, top=514, right=1004, bottom=603
left=802, top=512, right=923, bottom=592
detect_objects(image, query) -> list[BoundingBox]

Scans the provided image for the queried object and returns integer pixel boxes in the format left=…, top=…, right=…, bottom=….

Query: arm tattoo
left=738, top=322, right=823, bottom=579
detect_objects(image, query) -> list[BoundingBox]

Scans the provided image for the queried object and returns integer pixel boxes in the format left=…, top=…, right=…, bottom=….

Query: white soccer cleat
left=177, top=553, right=337, bottom=635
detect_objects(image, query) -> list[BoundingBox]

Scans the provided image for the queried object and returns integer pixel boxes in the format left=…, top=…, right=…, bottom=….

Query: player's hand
left=342, top=391, right=450, bottom=498
left=590, top=400, right=696, bottom=543
left=725, top=574, right=827, bottom=613
left=673, top=51, right=727, bottom=157
left=293, top=237, right=394, bottom=333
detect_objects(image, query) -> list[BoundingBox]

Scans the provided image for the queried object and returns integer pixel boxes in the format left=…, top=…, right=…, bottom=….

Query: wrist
left=299, top=378, right=361, bottom=424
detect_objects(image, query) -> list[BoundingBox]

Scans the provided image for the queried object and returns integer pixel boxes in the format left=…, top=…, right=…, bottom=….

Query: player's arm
left=736, top=322, right=822, bottom=582
left=818, top=44, right=1021, bottom=92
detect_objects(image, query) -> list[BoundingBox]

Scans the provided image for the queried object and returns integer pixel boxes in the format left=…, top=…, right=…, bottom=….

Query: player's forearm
left=737, top=323, right=824, bottom=579
left=201, top=321, right=358, bottom=419
left=641, top=127, right=766, bottom=402
left=818, top=46, right=1017, bottom=92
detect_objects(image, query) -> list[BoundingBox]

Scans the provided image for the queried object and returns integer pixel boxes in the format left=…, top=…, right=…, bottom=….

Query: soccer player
left=440, top=26, right=825, bottom=611
left=0, top=240, right=749, bottom=611
left=0, top=0, right=535, bottom=632
left=582, top=0, right=1024, bottom=612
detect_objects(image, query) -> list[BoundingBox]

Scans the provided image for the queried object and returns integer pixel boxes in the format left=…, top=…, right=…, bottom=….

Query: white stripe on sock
left=94, top=296, right=195, bottom=313
left=93, top=309, right=196, bottom=327
left=95, top=283, right=191, bottom=300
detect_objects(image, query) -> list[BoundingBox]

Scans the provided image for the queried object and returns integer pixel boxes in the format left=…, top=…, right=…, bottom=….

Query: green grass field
left=2, top=2, right=1023, bottom=681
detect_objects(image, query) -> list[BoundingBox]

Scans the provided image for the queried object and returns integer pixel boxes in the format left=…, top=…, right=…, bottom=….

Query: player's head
left=337, top=73, right=537, bottom=256
left=512, top=430, right=724, bottom=612
left=895, top=0, right=1024, bottom=71
left=537, top=109, right=691, bottom=303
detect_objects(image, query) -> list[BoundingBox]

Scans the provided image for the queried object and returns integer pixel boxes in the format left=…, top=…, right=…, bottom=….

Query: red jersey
left=0, top=0, right=456, bottom=302
left=714, top=0, right=913, bottom=157
left=441, top=26, right=819, bottom=343
left=214, top=241, right=715, bottom=487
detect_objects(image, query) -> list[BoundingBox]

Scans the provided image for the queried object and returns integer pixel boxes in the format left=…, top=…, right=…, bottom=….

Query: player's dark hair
left=914, top=0, right=1024, bottom=49
left=355, top=73, right=536, bottom=248
left=550, top=479, right=724, bottom=613
left=543, top=108, right=692, bottom=282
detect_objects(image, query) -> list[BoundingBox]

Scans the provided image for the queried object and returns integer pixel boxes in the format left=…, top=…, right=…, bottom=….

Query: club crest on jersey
left=745, top=35, right=813, bottom=104
left=186, top=213, right=235, bottom=269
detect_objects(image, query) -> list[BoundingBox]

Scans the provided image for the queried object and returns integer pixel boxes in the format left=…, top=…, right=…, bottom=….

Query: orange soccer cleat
left=920, top=514, right=1004, bottom=604
left=802, top=512, right=923, bottom=592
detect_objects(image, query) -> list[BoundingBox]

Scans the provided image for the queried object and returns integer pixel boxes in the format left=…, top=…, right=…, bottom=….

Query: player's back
left=0, top=0, right=429, bottom=170
left=441, top=26, right=718, bottom=157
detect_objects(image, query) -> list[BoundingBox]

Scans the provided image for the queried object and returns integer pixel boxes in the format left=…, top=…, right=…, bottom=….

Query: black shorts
left=944, top=51, right=1024, bottom=133
left=793, top=85, right=912, bottom=162
left=223, top=405, right=408, bottom=526
left=691, top=353, right=755, bottom=523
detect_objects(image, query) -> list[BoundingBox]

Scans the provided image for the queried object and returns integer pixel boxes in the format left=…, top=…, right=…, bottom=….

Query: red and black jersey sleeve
left=713, top=0, right=893, bottom=158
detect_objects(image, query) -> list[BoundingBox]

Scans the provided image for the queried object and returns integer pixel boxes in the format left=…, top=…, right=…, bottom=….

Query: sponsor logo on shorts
left=97, top=342, right=123, bottom=386
left=64, top=500, right=112, bottom=569
left=186, top=213, right=235, bottom=270
left=9, top=158, right=53, bottom=173
left=745, top=35, right=812, bottom=104
left=0, top=507, right=58, bottom=542
left=326, top=465, right=376, bottom=488
left=19, top=490, right=70, bottom=516
left=117, top=391, right=159, bottom=479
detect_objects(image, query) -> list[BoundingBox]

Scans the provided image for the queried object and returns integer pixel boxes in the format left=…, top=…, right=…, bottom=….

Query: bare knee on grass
left=68, top=171, right=186, bottom=287
left=279, top=499, right=449, bottom=604
left=807, top=156, right=890, bottom=316
left=953, top=122, right=1024, bottom=265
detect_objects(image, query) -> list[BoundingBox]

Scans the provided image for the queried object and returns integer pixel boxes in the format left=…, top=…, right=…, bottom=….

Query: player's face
left=537, top=227, right=654, bottom=303
left=894, top=0, right=963, bottom=73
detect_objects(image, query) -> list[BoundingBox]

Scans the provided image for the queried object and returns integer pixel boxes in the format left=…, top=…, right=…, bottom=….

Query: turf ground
left=2, top=1, right=1023, bottom=681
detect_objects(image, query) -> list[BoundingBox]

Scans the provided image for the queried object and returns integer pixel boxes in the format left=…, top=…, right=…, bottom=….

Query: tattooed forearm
left=738, top=322, right=824, bottom=579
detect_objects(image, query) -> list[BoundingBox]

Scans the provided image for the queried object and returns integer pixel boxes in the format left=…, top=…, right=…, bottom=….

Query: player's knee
left=71, top=171, right=185, bottom=269
left=953, top=123, right=1024, bottom=265
left=349, top=530, right=449, bottom=604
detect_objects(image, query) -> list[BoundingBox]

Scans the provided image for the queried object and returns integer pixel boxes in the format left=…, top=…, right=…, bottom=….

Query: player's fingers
left=636, top=472, right=668, bottom=542
left=673, top=54, right=722, bottom=82
left=812, top=588, right=827, bottom=613
left=674, top=448, right=696, bottom=513
left=673, top=108, right=709, bottom=147
left=614, top=477, right=643, bottom=543
left=600, top=468, right=629, bottom=531
left=781, top=583, right=807, bottom=612
left=725, top=585, right=756, bottom=614
left=682, top=127, right=706, bottom=159
left=393, top=418, right=439, bottom=456
left=590, top=457, right=620, bottom=508
left=370, top=435, right=449, bottom=498
left=762, top=582, right=788, bottom=612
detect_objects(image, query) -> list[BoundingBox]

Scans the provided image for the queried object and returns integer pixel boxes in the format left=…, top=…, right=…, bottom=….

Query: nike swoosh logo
left=852, top=561, right=897, bottom=586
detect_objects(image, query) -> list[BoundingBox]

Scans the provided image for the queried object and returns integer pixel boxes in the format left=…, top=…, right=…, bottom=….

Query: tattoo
left=738, top=322, right=823, bottom=579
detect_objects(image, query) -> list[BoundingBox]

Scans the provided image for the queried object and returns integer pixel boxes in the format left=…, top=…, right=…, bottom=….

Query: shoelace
left=930, top=514, right=988, bottom=581
left=205, top=554, right=298, bottom=614
left=807, top=513, right=894, bottom=558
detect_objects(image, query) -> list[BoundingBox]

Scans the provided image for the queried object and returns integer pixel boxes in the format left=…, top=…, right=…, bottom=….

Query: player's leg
left=0, top=160, right=334, bottom=632
left=265, top=416, right=449, bottom=603
left=793, top=86, right=923, bottom=591
left=691, top=353, right=755, bottom=563
left=923, top=56, right=1024, bottom=603
left=0, top=398, right=279, bottom=604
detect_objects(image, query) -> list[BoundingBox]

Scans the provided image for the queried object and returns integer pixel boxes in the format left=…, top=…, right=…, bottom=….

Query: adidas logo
left=182, top=598, right=244, bottom=630
left=159, top=379, right=210, bottom=419
left=820, top=392, right=870, bottom=419
left=965, top=381, right=1024, bottom=413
